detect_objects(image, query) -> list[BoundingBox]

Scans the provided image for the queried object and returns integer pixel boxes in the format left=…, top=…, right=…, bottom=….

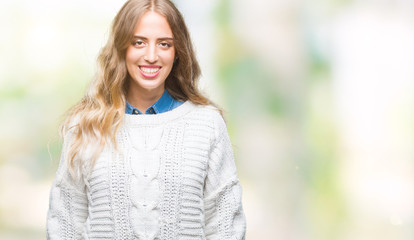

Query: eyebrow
left=132, top=35, right=174, bottom=41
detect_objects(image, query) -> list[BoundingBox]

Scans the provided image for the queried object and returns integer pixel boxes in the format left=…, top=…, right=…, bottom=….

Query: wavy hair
left=60, top=0, right=216, bottom=180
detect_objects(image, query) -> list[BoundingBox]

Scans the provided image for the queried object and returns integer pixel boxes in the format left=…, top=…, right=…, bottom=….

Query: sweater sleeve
left=46, top=130, right=89, bottom=239
left=203, top=112, right=246, bottom=240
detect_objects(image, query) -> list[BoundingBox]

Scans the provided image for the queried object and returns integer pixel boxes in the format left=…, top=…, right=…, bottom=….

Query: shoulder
left=60, top=113, right=81, bottom=139
left=186, top=103, right=224, bottom=124
left=185, top=103, right=228, bottom=143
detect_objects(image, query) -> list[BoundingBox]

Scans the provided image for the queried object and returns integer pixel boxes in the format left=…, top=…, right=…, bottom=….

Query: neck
left=127, top=83, right=165, bottom=113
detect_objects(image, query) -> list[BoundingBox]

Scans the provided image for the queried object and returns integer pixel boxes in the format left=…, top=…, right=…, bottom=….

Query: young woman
left=46, top=0, right=246, bottom=239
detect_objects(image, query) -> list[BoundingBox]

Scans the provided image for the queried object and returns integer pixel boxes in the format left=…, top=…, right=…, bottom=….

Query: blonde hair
left=61, top=0, right=216, bottom=180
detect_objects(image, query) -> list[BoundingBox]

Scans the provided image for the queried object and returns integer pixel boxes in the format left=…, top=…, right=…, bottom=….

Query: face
left=125, top=11, right=175, bottom=94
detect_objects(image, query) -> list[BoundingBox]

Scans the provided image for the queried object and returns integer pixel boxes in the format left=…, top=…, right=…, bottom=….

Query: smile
left=139, top=65, right=161, bottom=78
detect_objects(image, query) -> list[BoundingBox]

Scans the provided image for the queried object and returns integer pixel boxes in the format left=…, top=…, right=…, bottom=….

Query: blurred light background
left=1, top=0, right=414, bottom=239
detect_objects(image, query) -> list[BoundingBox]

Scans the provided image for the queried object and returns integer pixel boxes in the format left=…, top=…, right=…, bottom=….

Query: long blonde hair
left=61, top=0, right=214, bottom=180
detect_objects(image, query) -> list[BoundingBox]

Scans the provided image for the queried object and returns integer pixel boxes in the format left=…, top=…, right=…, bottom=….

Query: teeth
left=140, top=67, right=160, bottom=74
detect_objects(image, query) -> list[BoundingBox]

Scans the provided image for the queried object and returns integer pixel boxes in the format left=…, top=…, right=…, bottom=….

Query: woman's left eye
left=159, top=42, right=172, bottom=48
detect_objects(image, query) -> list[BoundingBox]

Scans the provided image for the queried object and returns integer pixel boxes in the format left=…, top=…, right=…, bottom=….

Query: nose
left=144, top=44, right=159, bottom=63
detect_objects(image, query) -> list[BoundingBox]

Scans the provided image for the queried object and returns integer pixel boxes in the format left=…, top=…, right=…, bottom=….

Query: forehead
left=133, top=11, right=173, bottom=37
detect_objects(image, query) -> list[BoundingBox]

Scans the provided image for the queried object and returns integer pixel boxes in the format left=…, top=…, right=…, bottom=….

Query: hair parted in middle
left=60, top=0, right=216, bottom=180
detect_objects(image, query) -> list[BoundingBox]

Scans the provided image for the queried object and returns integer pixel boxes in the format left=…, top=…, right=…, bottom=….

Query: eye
left=133, top=40, right=145, bottom=47
left=159, top=42, right=172, bottom=48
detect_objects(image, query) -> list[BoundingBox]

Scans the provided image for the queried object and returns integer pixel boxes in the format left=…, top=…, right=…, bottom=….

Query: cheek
left=125, top=47, right=138, bottom=64
left=160, top=49, right=175, bottom=65
left=125, top=49, right=137, bottom=77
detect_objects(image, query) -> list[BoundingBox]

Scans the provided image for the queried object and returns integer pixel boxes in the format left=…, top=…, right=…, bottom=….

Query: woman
left=47, top=0, right=246, bottom=239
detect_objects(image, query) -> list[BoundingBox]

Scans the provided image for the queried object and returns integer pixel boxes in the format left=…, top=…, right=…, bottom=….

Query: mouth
left=139, top=65, right=162, bottom=78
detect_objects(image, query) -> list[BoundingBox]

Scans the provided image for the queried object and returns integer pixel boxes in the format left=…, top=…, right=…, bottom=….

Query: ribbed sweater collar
left=123, top=101, right=196, bottom=126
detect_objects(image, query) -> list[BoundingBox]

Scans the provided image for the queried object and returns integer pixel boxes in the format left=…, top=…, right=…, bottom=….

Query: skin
left=125, top=11, right=175, bottom=113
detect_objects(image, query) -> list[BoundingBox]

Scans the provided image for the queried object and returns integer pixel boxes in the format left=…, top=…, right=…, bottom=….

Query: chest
left=85, top=122, right=213, bottom=206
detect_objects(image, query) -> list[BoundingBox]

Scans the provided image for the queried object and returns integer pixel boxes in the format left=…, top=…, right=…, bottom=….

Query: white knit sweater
left=46, top=101, right=246, bottom=240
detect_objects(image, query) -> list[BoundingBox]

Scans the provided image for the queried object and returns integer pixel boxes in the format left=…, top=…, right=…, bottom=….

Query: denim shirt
left=125, top=89, right=184, bottom=115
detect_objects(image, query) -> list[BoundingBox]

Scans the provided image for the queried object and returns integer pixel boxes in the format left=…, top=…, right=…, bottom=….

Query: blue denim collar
left=125, top=89, right=179, bottom=115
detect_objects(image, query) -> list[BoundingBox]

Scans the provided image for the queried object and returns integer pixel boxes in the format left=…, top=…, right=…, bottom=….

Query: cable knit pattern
left=47, top=101, right=246, bottom=240
left=47, top=130, right=89, bottom=240
left=86, top=149, right=114, bottom=239
left=111, top=128, right=134, bottom=239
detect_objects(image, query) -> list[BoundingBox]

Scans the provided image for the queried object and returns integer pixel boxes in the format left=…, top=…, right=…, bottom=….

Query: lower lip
left=139, top=67, right=161, bottom=78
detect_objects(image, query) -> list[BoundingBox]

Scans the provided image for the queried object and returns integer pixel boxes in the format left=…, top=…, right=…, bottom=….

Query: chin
left=137, top=79, right=164, bottom=91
